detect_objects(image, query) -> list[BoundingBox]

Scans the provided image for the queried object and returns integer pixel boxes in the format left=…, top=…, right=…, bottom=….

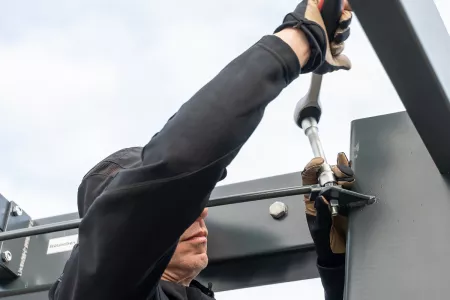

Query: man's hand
left=301, top=152, right=354, bottom=267
left=274, top=0, right=353, bottom=74
left=315, top=0, right=353, bottom=74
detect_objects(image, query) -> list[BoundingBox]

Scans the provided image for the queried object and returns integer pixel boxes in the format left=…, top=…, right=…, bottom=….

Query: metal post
left=346, top=111, right=450, bottom=299
left=350, top=0, right=450, bottom=174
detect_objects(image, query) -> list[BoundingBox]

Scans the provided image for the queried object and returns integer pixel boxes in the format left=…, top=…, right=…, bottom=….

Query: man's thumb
left=333, top=54, right=352, bottom=70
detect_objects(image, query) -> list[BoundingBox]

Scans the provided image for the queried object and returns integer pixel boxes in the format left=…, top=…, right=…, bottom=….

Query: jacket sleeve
left=50, top=35, right=301, bottom=300
left=318, top=263, right=345, bottom=300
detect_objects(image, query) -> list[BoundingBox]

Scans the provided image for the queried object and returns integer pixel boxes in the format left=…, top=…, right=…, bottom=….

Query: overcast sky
left=0, top=0, right=443, bottom=219
left=0, top=0, right=448, bottom=299
left=0, top=0, right=448, bottom=216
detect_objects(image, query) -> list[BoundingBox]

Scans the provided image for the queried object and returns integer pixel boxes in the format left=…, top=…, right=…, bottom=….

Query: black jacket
left=49, top=35, right=344, bottom=300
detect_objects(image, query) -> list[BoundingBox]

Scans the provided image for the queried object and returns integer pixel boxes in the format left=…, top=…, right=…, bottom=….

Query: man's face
left=165, top=208, right=209, bottom=281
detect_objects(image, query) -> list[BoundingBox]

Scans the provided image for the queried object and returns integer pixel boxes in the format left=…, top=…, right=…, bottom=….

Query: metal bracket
left=310, top=185, right=377, bottom=211
left=0, top=195, right=33, bottom=281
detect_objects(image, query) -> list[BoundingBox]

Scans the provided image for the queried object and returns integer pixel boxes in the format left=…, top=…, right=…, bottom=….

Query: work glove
left=274, top=0, right=353, bottom=74
left=301, top=152, right=354, bottom=267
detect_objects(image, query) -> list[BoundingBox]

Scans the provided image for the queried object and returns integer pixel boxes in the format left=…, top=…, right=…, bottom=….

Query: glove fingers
left=305, top=200, right=316, bottom=216
left=301, top=157, right=324, bottom=185
left=334, top=27, right=351, bottom=44
left=339, top=10, right=353, bottom=29
left=302, top=157, right=324, bottom=207
left=331, top=165, right=353, bottom=181
left=316, top=196, right=348, bottom=254
left=331, top=54, right=352, bottom=70
left=330, top=42, right=345, bottom=56
left=332, top=152, right=355, bottom=187
left=330, top=215, right=348, bottom=253
left=336, top=152, right=350, bottom=167
left=331, top=165, right=355, bottom=189
left=331, top=165, right=353, bottom=179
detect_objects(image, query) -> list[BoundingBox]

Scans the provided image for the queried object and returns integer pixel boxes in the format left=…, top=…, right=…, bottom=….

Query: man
left=49, top=1, right=353, bottom=299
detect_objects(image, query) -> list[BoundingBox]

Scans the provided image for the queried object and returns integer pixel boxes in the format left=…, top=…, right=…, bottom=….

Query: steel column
left=346, top=111, right=450, bottom=299
left=350, top=0, right=450, bottom=174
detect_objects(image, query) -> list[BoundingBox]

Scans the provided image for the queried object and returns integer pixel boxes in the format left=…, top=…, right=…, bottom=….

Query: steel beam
left=0, top=185, right=313, bottom=243
left=0, top=219, right=81, bottom=243
left=0, top=172, right=316, bottom=296
left=346, top=111, right=450, bottom=299
left=350, top=0, right=450, bottom=174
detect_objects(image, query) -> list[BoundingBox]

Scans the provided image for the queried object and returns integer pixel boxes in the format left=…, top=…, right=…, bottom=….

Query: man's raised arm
left=50, top=2, right=348, bottom=299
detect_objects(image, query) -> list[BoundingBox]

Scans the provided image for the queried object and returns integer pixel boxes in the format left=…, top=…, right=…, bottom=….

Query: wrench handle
left=319, top=0, right=344, bottom=42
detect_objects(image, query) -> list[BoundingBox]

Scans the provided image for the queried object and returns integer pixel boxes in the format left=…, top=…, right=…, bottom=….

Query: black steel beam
left=0, top=186, right=312, bottom=242
left=350, top=0, right=450, bottom=174
left=0, top=172, right=316, bottom=296
left=199, top=248, right=318, bottom=292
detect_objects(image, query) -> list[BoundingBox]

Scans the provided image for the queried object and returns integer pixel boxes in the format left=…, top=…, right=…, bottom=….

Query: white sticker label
left=47, top=234, right=78, bottom=255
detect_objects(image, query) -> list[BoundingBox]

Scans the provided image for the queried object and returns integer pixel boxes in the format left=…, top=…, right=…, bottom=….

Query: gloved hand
left=274, top=0, right=353, bottom=74
left=301, top=152, right=354, bottom=267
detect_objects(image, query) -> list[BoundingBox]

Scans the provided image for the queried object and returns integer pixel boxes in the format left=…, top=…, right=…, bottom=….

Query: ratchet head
left=294, top=74, right=323, bottom=128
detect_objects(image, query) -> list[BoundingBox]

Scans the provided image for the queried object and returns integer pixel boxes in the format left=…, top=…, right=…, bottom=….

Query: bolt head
left=1, top=251, right=12, bottom=263
left=12, top=206, right=23, bottom=216
left=269, top=201, right=288, bottom=219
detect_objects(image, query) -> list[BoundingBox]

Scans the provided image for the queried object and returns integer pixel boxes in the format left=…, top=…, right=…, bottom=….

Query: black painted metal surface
left=0, top=172, right=315, bottom=296
left=346, top=111, right=450, bottom=299
left=0, top=184, right=314, bottom=243
left=0, top=203, right=33, bottom=281
left=199, top=249, right=318, bottom=292
left=0, top=194, right=11, bottom=232
left=209, top=172, right=314, bottom=262
left=350, top=0, right=450, bottom=174
left=207, top=196, right=314, bottom=262
left=0, top=213, right=79, bottom=297
left=2, top=291, right=48, bottom=300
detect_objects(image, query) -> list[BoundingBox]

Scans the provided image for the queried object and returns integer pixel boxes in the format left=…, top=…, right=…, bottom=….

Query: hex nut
left=269, top=201, right=288, bottom=219
left=1, top=251, right=12, bottom=263
left=12, top=206, right=23, bottom=216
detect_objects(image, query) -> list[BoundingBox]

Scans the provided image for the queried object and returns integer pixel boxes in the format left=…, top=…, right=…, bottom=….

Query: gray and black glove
left=275, top=0, right=353, bottom=74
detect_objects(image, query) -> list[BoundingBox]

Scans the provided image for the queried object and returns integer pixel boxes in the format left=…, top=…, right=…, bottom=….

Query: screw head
left=269, top=201, right=288, bottom=219
left=12, top=206, right=23, bottom=216
left=1, top=251, right=12, bottom=263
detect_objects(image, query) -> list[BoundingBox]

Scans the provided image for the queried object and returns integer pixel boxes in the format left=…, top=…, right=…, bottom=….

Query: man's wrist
left=274, top=28, right=311, bottom=68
